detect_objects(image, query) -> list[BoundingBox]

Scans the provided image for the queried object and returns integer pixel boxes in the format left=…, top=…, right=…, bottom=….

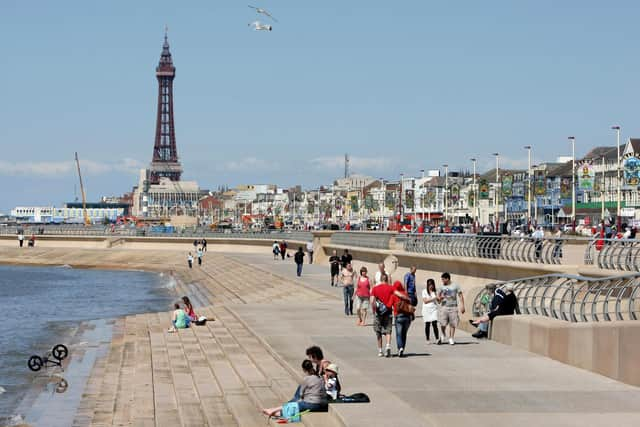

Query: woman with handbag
left=261, top=359, right=328, bottom=419
left=392, top=280, right=414, bottom=358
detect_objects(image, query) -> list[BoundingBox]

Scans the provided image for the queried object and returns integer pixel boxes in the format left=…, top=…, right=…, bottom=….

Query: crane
left=74, top=152, right=91, bottom=226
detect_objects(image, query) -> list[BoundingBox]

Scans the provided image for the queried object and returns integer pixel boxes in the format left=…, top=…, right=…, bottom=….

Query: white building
left=132, top=169, right=201, bottom=218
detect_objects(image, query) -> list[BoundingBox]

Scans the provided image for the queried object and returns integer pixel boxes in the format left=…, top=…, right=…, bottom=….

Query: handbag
left=281, top=401, right=301, bottom=422
left=396, top=299, right=416, bottom=316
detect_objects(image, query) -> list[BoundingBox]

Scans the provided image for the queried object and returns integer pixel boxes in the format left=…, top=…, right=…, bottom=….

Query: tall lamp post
left=379, top=178, right=385, bottom=229
left=443, top=164, right=449, bottom=227
left=611, top=125, right=622, bottom=229
left=399, top=173, right=404, bottom=229
left=493, top=153, right=500, bottom=232
left=470, top=158, right=477, bottom=232
left=420, top=169, right=425, bottom=223
left=568, top=137, right=576, bottom=232
left=524, top=145, right=532, bottom=226
left=601, top=156, right=606, bottom=221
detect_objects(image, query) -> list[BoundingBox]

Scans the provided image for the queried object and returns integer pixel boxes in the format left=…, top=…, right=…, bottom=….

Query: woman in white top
left=422, top=278, right=440, bottom=344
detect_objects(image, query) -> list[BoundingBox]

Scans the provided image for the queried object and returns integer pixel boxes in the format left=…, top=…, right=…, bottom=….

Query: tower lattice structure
left=149, top=31, right=183, bottom=184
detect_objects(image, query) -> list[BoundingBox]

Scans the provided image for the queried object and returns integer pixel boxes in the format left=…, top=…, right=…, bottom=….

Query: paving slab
left=229, top=256, right=640, bottom=427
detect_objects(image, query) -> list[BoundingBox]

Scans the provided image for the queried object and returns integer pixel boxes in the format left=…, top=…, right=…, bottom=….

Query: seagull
left=248, top=5, right=278, bottom=22
left=248, top=21, right=272, bottom=31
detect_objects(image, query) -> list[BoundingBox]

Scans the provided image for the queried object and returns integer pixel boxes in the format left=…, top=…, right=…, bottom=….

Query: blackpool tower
left=149, top=31, right=182, bottom=184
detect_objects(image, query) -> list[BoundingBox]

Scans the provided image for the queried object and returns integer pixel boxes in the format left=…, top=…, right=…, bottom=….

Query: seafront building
left=7, top=37, right=640, bottom=229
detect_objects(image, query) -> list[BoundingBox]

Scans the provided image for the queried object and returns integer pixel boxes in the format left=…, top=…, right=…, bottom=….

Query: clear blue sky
left=2, top=0, right=640, bottom=212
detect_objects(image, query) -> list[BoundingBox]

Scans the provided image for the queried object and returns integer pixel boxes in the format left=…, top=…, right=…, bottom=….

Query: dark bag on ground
left=194, top=316, right=207, bottom=326
left=331, top=393, right=370, bottom=404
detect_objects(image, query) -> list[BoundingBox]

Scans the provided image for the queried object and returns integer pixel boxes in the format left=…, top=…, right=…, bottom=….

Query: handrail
left=0, top=226, right=313, bottom=241
left=403, top=233, right=567, bottom=265
left=472, top=272, right=640, bottom=322
left=584, top=238, right=640, bottom=272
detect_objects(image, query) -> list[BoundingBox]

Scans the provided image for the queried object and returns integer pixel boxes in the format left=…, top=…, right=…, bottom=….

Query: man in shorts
left=370, top=274, right=393, bottom=357
left=437, top=272, right=465, bottom=345
left=370, top=274, right=405, bottom=357
left=329, top=250, right=341, bottom=286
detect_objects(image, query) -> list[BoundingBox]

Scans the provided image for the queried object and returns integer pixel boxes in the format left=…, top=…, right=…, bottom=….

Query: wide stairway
left=73, top=254, right=343, bottom=427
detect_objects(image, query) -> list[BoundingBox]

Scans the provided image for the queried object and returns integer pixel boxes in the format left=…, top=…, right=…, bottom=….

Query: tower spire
left=149, top=30, right=182, bottom=184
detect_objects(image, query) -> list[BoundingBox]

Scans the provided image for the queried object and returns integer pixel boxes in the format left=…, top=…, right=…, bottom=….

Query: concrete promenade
left=1, top=242, right=640, bottom=426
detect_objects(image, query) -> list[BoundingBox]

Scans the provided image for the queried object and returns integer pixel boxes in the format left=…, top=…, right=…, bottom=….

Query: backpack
left=375, top=298, right=389, bottom=316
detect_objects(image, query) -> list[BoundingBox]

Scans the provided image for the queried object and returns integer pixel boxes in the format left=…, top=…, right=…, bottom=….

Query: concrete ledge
left=491, top=315, right=640, bottom=387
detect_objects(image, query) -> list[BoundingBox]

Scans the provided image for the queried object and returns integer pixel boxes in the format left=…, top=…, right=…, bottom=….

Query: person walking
left=294, top=247, right=305, bottom=277
left=403, top=266, right=418, bottom=306
left=374, top=262, right=388, bottom=286
left=329, top=250, right=340, bottom=286
left=193, top=239, right=199, bottom=251
left=201, top=238, right=207, bottom=252
left=392, top=280, right=413, bottom=357
left=354, top=267, right=371, bottom=326
left=370, top=274, right=407, bottom=357
left=339, top=263, right=356, bottom=316
left=340, top=249, right=352, bottom=270
left=18, top=232, right=24, bottom=248
left=532, top=226, right=544, bottom=260
left=187, top=252, right=194, bottom=269
left=437, top=272, right=465, bottom=345
left=272, top=241, right=280, bottom=260
left=422, top=279, right=440, bottom=344
left=197, top=248, right=203, bottom=266
left=279, top=240, right=287, bottom=260
left=306, top=240, right=314, bottom=264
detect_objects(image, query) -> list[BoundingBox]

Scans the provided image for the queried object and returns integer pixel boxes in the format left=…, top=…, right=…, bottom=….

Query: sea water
left=0, top=265, right=175, bottom=424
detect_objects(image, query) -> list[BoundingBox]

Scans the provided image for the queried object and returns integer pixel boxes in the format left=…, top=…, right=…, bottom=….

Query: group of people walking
left=17, top=232, right=36, bottom=247
left=187, top=239, right=207, bottom=268
left=327, top=251, right=470, bottom=357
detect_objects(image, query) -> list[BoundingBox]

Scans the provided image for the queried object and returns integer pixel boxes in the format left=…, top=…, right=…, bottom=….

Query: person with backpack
left=294, top=247, right=305, bottom=277
left=272, top=241, right=280, bottom=260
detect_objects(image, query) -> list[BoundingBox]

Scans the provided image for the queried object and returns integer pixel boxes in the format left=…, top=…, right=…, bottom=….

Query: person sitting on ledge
left=469, top=283, right=520, bottom=330
left=168, top=302, right=190, bottom=332
left=261, top=359, right=328, bottom=418
left=323, top=363, right=342, bottom=400
left=182, top=296, right=197, bottom=321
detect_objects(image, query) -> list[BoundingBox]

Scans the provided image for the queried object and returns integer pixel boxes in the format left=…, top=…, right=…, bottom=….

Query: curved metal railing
left=404, top=233, right=566, bottom=265
left=472, top=272, right=640, bottom=322
left=0, top=225, right=312, bottom=241
left=584, top=238, right=640, bottom=272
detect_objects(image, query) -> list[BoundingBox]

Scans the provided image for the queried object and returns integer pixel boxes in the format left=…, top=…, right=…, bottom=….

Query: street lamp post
left=612, top=125, right=622, bottom=229
left=379, top=178, right=385, bottom=229
left=443, top=165, right=449, bottom=227
left=470, top=158, right=477, bottom=232
left=601, top=156, right=606, bottom=221
left=568, top=137, right=576, bottom=232
left=493, top=153, right=500, bottom=232
left=524, top=146, right=532, bottom=226
left=420, top=169, right=425, bottom=223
